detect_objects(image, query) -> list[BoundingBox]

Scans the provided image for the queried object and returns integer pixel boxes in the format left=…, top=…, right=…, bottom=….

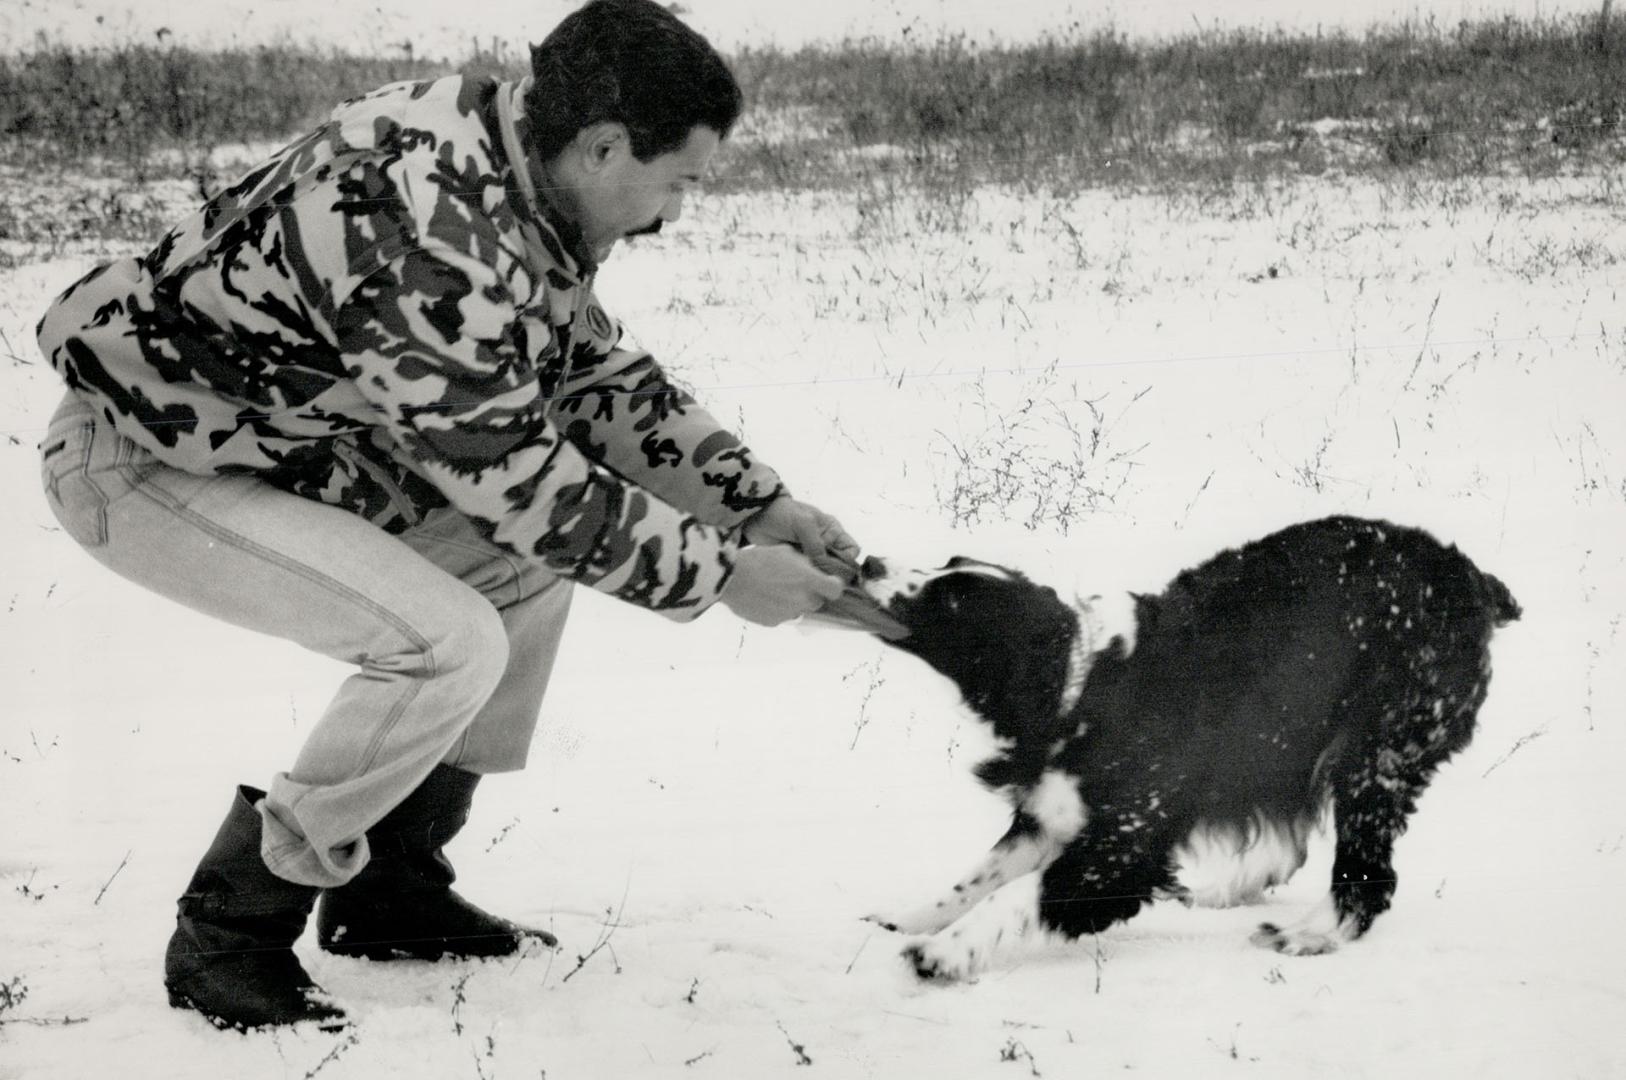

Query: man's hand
left=720, top=544, right=845, bottom=626
left=742, top=497, right=862, bottom=580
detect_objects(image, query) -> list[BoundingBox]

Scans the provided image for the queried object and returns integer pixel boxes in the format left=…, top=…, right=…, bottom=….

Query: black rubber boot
left=164, top=786, right=347, bottom=1032
left=317, top=764, right=556, bottom=961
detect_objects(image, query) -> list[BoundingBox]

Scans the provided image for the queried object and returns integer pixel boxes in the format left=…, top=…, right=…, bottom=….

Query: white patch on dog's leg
left=870, top=772, right=1086, bottom=937
left=902, top=874, right=1048, bottom=982
left=1250, top=893, right=1359, bottom=956
left=868, top=833, right=1051, bottom=936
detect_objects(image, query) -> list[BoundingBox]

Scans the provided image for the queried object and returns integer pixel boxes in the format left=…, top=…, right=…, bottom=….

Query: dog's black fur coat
left=868, top=515, right=1519, bottom=959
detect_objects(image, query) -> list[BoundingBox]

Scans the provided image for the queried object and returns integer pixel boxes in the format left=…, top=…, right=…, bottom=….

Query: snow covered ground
left=2, top=44, right=1625, bottom=1080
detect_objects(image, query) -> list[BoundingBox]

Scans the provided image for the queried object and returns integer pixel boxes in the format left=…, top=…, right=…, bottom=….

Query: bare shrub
left=934, top=371, right=1148, bottom=535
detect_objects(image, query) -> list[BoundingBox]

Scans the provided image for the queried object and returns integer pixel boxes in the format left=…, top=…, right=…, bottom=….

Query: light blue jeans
left=39, top=392, right=573, bottom=887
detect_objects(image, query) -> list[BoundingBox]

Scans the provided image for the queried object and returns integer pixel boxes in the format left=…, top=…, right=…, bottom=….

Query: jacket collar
left=495, top=77, right=598, bottom=279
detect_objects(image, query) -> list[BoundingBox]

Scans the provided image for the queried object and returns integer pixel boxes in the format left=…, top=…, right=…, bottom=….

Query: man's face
left=568, top=124, right=720, bottom=263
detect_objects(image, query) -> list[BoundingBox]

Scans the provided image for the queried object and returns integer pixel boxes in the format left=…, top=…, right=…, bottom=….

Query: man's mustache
left=625, top=219, right=664, bottom=239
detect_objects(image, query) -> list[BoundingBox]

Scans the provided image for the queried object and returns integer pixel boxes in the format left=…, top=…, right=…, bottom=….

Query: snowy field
left=4, top=158, right=1624, bottom=1078
left=3, top=2, right=1626, bottom=1075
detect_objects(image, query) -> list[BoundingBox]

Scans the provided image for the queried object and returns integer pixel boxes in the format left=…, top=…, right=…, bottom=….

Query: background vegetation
left=1, top=11, right=1621, bottom=190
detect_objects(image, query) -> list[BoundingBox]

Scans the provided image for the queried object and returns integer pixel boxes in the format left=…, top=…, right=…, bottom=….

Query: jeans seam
left=75, top=420, right=111, bottom=545
left=128, top=471, right=440, bottom=774
left=357, top=672, right=427, bottom=774
left=112, top=431, right=174, bottom=494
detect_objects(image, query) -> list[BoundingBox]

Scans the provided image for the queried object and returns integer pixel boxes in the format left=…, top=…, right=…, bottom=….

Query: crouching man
left=35, top=0, right=854, bottom=1031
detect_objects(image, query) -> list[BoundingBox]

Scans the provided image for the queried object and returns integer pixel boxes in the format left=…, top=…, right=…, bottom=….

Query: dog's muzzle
left=797, top=553, right=909, bottom=640
left=859, top=556, right=1011, bottom=610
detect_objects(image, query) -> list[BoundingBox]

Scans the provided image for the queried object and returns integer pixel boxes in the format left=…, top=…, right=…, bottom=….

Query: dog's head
left=858, top=555, right=1084, bottom=744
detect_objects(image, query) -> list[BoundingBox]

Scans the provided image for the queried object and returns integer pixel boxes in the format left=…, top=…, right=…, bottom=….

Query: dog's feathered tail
left=1480, top=570, right=1521, bottom=626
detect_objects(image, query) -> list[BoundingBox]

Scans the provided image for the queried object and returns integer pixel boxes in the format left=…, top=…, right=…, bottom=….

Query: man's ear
left=576, top=122, right=631, bottom=173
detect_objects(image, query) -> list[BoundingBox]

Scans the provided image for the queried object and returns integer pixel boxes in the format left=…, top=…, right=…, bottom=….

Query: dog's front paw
left=901, top=935, right=978, bottom=983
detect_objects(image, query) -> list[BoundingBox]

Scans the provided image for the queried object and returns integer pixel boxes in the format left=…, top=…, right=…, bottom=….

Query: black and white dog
left=855, top=516, right=1520, bottom=980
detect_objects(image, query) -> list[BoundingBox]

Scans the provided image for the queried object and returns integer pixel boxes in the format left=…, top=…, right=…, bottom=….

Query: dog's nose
left=860, top=555, right=887, bottom=581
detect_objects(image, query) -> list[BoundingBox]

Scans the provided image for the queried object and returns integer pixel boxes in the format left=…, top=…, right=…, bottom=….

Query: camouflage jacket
left=36, top=76, right=784, bottom=619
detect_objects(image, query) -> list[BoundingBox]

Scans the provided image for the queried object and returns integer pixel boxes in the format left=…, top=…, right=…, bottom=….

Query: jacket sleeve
left=552, top=296, right=785, bottom=530
left=331, top=237, right=737, bottom=621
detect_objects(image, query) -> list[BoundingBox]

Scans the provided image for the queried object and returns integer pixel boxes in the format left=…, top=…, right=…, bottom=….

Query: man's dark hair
left=525, top=0, right=744, bottom=162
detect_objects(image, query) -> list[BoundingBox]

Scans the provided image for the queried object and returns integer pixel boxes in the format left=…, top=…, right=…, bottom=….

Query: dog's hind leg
left=1252, top=730, right=1463, bottom=955
left=1254, top=639, right=1491, bottom=956
left=1250, top=791, right=1404, bottom=956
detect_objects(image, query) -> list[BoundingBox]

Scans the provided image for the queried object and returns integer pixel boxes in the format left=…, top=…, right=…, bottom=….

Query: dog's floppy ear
left=961, top=594, right=1081, bottom=789
left=971, top=586, right=1080, bottom=747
